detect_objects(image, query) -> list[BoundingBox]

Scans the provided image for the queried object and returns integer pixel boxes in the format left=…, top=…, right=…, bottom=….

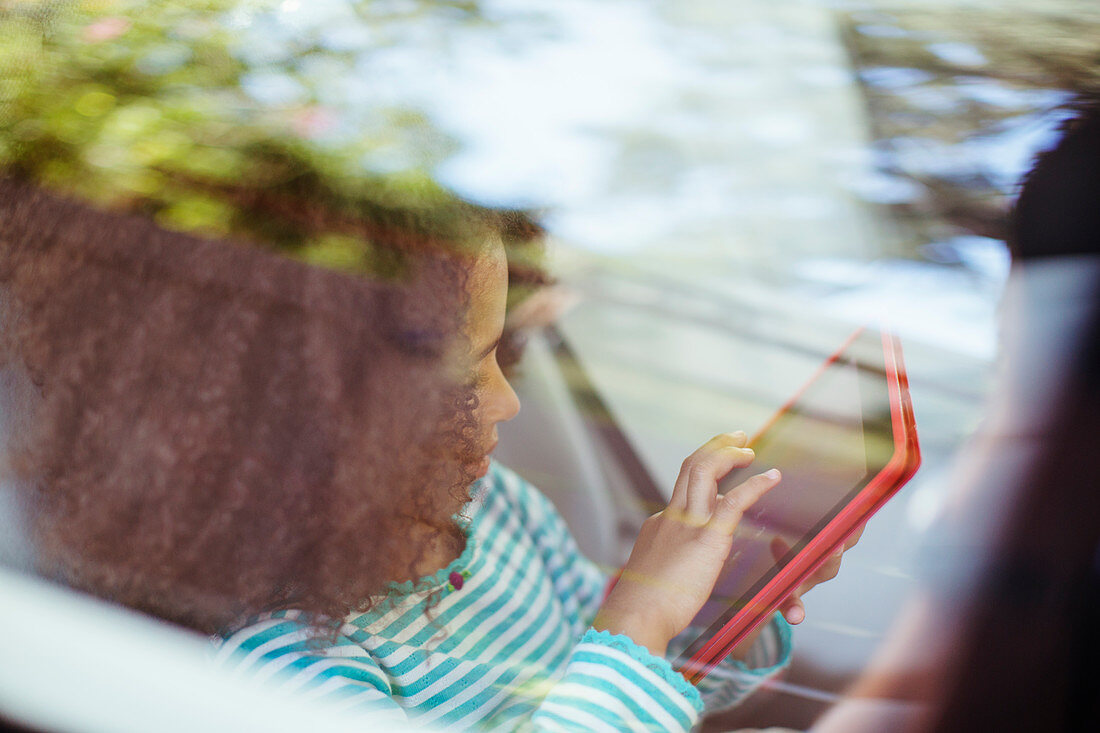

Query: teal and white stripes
left=215, top=462, right=790, bottom=730
left=533, top=630, right=700, bottom=731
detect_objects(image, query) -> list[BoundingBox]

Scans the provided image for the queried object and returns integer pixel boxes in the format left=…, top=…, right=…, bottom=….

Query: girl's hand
left=592, top=432, right=781, bottom=657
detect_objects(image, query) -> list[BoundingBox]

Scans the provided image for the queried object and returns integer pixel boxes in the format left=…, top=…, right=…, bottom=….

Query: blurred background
left=2, top=0, right=1098, bottom=730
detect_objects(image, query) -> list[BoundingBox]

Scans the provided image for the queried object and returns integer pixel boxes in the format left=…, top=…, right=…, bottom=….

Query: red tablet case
left=678, top=329, right=921, bottom=683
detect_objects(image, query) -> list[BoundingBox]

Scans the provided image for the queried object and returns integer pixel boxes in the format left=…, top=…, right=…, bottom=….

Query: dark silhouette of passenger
left=816, top=97, right=1100, bottom=733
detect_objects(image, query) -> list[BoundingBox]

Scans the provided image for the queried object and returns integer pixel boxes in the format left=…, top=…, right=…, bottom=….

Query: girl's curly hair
left=0, top=177, right=488, bottom=635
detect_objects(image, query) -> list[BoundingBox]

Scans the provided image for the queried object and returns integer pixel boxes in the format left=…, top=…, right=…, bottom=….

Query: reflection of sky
left=231, top=0, right=692, bottom=216
left=231, top=0, right=859, bottom=250
left=225, top=0, right=1075, bottom=359
left=228, top=0, right=1073, bottom=216
left=791, top=252, right=1006, bottom=359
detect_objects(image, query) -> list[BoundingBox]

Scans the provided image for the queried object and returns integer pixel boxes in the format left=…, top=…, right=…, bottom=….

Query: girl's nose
left=488, top=372, right=521, bottom=424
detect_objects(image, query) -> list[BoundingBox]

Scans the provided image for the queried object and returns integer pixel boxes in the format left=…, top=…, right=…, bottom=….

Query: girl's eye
left=465, top=349, right=498, bottom=390
left=466, top=370, right=490, bottom=391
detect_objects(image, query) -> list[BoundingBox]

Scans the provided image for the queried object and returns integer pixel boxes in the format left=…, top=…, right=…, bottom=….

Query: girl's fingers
left=775, top=535, right=845, bottom=588
left=812, top=552, right=844, bottom=585
left=669, top=432, right=752, bottom=517
left=773, top=537, right=809, bottom=623
left=684, top=445, right=756, bottom=518
left=711, top=468, right=781, bottom=533
left=770, top=535, right=791, bottom=563
left=780, top=595, right=806, bottom=624
left=843, top=522, right=866, bottom=550
left=769, top=520, right=857, bottom=627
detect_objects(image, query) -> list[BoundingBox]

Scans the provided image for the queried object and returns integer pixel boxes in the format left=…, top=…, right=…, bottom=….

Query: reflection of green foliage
left=0, top=0, right=543, bottom=279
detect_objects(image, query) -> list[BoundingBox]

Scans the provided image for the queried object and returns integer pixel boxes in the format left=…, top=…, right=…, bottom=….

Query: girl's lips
left=473, top=442, right=497, bottom=478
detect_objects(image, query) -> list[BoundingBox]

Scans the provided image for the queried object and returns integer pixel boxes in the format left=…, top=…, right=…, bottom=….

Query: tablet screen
left=687, top=329, right=897, bottom=638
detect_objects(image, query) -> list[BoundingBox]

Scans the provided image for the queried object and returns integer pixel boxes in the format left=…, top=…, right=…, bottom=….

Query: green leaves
left=0, top=0, right=536, bottom=279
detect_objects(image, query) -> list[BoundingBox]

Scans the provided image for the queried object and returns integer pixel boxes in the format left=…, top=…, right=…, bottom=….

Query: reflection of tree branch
left=156, top=167, right=549, bottom=284
left=883, top=176, right=1009, bottom=243
left=159, top=167, right=463, bottom=253
left=839, top=6, right=1098, bottom=251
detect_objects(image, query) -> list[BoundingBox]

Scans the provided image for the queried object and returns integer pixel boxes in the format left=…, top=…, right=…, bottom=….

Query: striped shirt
left=215, top=462, right=791, bottom=730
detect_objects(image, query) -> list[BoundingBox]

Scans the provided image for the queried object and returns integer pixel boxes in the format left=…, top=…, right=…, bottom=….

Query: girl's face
left=462, top=242, right=521, bottom=478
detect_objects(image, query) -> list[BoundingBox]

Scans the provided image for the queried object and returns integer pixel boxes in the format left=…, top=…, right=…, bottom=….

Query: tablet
left=676, top=328, right=920, bottom=683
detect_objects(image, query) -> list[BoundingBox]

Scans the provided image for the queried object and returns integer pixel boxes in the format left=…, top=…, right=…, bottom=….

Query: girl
left=214, top=240, right=846, bottom=730
left=2, top=179, right=844, bottom=731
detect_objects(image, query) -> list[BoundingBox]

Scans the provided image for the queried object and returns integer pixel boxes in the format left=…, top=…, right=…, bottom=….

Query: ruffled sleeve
left=527, top=629, right=703, bottom=732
